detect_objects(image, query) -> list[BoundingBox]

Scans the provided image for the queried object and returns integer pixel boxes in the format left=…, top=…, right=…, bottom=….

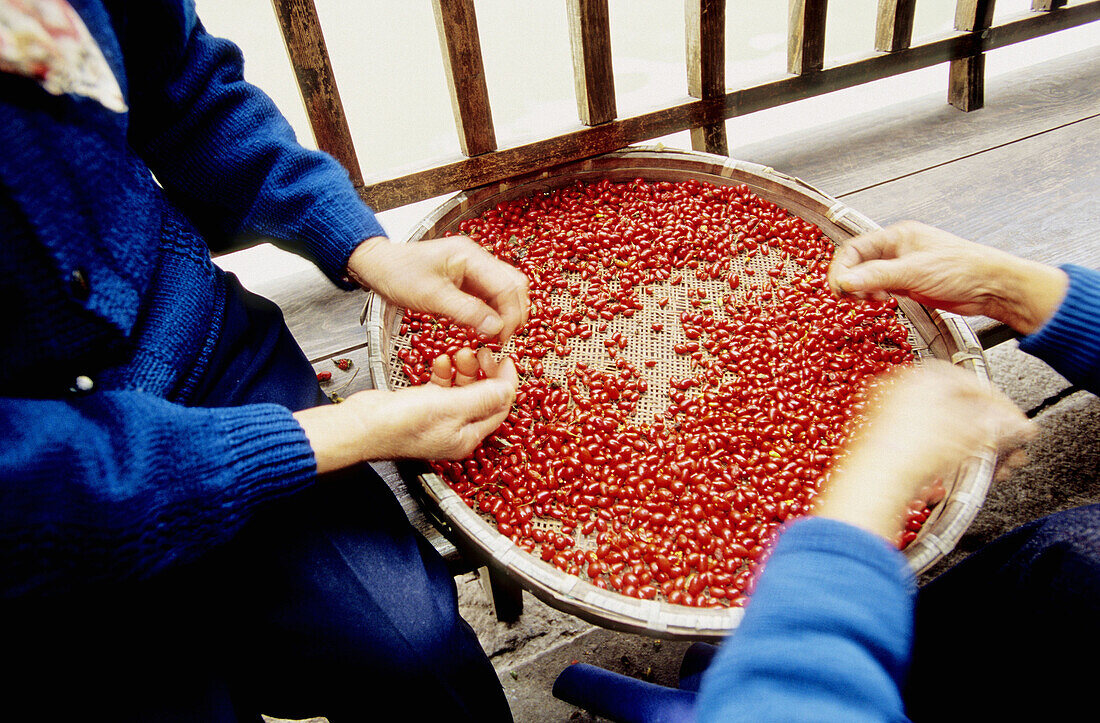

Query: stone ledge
left=984, top=338, right=1073, bottom=413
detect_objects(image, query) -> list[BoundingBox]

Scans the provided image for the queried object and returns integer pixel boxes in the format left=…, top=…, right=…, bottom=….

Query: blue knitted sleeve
left=695, top=517, right=915, bottom=723
left=1018, top=264, right=1100, bottom=395
left=116, top=1, right=385, bottom=286
left=0, top=393, right=316, bottom=598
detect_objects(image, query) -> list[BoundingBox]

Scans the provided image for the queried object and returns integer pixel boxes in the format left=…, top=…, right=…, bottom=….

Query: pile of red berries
left=397, top=177, right=922, bottom=608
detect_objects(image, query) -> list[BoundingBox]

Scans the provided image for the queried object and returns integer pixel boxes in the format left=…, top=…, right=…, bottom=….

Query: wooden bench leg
left=479, top=566, right=523, bottom=623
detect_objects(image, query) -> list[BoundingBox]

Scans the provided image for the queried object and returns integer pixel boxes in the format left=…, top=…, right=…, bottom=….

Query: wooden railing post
left=788, top=0, right=828, bottom=74
left=567, top=0, right=617, bottom=126
left=875, top=0, right=917, bottom=52
left=950, top=0, right=996, bottom=111
left=433, top=0, right=497, bottom=157
left=270, top=0, right=363, bottom=186
left=686, top=0, right=728, bottom=155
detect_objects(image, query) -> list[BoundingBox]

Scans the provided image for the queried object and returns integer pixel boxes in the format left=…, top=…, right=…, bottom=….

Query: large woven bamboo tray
left=363, top=146, right=995, bottom=640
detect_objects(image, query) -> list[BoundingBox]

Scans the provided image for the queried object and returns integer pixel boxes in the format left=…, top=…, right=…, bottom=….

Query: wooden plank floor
left=736, top=45, right=1100, bottom=269
left=243, top=45, right=1100, bottom=568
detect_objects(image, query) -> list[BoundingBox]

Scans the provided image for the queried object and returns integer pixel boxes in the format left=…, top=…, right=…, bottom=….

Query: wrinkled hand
left=294, top=350, right=518, bottom=472
left=827, top=221, right=1068, bottom=334
left=353, top=348, right=518, bottom=461
left=813, top=361, right=1033, bottom=541
left=347, top=235, right=530, bottom=341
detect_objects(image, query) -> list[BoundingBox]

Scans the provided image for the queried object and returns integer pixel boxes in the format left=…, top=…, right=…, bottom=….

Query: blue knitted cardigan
left=0, top=0, right=385, bottom=597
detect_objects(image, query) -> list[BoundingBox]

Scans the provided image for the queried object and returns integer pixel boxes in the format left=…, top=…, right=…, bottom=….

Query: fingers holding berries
left=428, top=347, right=481, bottom=387
left=827, top=221, right=1068, bottom=334
left=430, top=346, right=516, bottom=389
left=453, top=347, right=481, bottom=386
left=429, top=354, right=453, bottom=387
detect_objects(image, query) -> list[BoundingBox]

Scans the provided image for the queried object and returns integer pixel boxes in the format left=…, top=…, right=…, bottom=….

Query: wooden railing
left=272, top=0, right=1099, bottom=214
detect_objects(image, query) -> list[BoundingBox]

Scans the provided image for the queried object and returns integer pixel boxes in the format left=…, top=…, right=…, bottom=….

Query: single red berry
left=334, top=358, right=354, bottom=371
left=316, top=371, right=332, bottom=383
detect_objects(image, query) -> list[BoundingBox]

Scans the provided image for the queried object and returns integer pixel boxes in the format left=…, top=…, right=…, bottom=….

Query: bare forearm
left=294, top=399, right=374, bottom=475
left=293, top=367, right=518, bottom=475
left=828, top=222, right=1070, bottom=336
left=988, top=255, right=1069, bottom=335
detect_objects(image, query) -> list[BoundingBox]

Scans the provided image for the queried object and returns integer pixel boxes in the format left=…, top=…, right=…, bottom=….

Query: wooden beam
left=433, top=0, right=497, bottom=156
left=1032, top=0, right=1068, bottom=9
left=950, top=0, right=996, bottom=111
left=981, top=1, right=1097, bottom=47
left=686, top=0, right=728, bottom=155
left=788, top=0, right=829, bottom=74
left=356, top=1, right=1100, bottom=212
left=270, top=0, right=363, bottom=185
left=567, top=0, right=617, bottom=126
left=875, top=0, right=917, bottom=52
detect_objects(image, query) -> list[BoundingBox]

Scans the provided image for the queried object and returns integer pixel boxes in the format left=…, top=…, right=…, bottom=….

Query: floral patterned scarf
left=0, top=0, right=125, bottom=112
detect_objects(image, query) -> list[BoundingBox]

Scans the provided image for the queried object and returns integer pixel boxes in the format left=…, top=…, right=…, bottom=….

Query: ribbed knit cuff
left=210, top=403, right=317, bottom=508
left=1019, top=264, right=1100, bottom=392
left=300, top=189, right=388, bottom=290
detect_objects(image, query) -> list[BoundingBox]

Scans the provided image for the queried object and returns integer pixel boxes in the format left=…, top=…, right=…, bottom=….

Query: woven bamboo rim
left=364, top=146, right=995, bottom=640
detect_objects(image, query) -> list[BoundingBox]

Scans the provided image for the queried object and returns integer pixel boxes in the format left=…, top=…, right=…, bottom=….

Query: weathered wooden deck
left=242, top=45, right=1099, bottom=721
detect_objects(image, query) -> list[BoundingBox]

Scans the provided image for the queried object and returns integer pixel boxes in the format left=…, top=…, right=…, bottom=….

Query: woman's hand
left=347, top=235, right=530, bottom=341
left=429, top=346, right=494, bottom=387
left=827, top=221, right=1068, bottom=334
left=294, top=348, right=518, bottom=473
left=813, top=361, right=1033, bottom=541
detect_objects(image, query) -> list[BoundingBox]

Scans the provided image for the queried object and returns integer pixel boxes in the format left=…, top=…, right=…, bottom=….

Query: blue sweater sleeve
left=113, top=1, right=386, bottom=285
left=0, top=393, right=316, bottom=598
left=695, top=517, right=915, bottom=723
left=1018, top=264, right=1100, bottom=395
